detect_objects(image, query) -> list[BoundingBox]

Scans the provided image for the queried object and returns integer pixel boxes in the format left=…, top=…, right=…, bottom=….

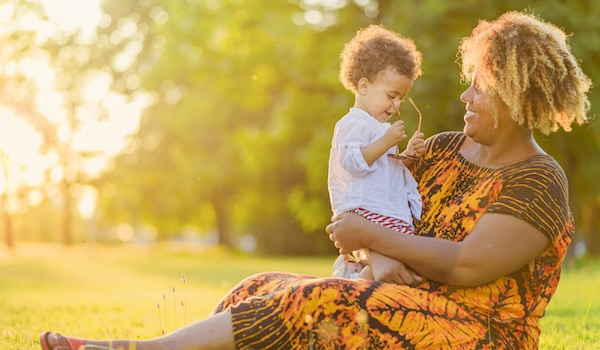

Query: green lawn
left=1, top=243, right=598, bottom=349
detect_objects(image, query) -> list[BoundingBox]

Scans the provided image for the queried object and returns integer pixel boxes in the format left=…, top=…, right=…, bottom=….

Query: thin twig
left=408, top=97, right=422, bottom=132
left=394, top=98, right=423, bottom=157
left=394, top=102, right=403, bottom=156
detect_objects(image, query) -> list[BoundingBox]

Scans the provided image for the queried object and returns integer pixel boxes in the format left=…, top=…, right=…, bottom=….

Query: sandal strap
left=39, top=332, right=85, bottom=350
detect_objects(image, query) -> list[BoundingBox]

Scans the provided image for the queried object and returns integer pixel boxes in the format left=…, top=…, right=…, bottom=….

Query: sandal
left=39, top=331, right=117, bottom=350
left=39, top=332, right=85, bottom=350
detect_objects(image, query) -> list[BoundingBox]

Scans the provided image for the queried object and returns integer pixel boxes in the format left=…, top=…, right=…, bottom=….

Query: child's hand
left=383, top=120, right=407, bottom=147
left=404, top=131, right=425, bottom=159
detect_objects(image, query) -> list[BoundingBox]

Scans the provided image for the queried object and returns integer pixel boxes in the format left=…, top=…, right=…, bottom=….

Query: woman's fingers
left=325, top=213, right=363, bottom=254
left=325, top=222, right=334, bottom=234
left=326, top=222, right=344, bottom=253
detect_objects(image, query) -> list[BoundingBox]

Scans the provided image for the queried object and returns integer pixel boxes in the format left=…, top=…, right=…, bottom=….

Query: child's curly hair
left=339, top=24, right=422, bottom=93
left=458, top=11, right=592, bottom=135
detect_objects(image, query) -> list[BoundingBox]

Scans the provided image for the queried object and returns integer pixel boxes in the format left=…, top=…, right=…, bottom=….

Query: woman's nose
left=460, top=87, right=471, bottom=103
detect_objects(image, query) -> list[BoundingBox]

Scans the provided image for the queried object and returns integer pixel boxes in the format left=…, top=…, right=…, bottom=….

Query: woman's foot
left=40, top=332, right=120, bottom=350
left=40, top=332, right=87, bottom=350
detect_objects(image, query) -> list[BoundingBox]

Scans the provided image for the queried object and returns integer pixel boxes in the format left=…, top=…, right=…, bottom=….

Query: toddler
left=328, top=24, right=425, bottom=279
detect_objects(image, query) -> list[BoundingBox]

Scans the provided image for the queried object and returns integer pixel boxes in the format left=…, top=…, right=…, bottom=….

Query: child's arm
left=361, top=120, right=407, bottom=165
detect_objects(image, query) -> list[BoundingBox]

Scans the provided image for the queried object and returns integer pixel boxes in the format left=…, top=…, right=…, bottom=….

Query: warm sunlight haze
left=2, top=0, right=150, bottom=216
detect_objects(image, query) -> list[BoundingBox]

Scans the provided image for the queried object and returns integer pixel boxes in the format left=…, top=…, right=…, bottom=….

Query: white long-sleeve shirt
left=328, top=108, right=422, bottom=228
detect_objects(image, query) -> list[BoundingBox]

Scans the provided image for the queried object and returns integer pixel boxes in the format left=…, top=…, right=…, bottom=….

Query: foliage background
left=1, top=0, right=599, bottom=256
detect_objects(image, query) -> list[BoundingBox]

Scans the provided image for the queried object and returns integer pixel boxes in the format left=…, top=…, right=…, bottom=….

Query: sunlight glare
left=0, top=110, right=43, bottom=169
left=78, top=186, right=98, bottom=219
left=1, top=0, right=151, bottom=218
left=41, top=0, right=102, bottom=38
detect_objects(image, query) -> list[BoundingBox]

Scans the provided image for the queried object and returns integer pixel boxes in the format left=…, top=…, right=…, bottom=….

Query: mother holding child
left=41, top=10, right=591, bottom=350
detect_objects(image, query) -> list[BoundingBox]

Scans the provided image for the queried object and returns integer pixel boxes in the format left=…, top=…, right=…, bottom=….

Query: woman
left=40, top=10, right=591, bottom=350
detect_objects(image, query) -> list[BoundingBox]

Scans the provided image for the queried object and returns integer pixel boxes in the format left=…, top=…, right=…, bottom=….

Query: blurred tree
left=92, top=0, right=341, bottom=253
left=39, top=35, right=109, bottom=245
left=369, top=0, right=600, bottom=257
left=92, top=0, right=599, bottom=256
left=531, top=1, right=600, bottom=256
left=0, top=0, right=148, bottom=246
left=0, top=0, right=52, bottom=248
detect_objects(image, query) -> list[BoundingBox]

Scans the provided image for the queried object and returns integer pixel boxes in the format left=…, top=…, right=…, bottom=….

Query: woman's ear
left=357, top=77, right=370, bottom=96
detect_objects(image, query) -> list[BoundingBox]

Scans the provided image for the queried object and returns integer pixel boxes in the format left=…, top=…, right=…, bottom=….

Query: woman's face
left=357, top=68, right=413, bottom=123
left=459, top=71, right=500, bottom=145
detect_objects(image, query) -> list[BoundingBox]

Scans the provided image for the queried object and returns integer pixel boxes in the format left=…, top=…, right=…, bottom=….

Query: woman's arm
left=327, top=212, right=548, bottom=286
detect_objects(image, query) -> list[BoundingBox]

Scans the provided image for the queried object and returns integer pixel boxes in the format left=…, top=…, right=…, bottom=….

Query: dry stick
left=408, top=97, right=422, bottom=132
left=394, top=98, right=423, bottom=157
left=394, top=102, right=402, bottom=157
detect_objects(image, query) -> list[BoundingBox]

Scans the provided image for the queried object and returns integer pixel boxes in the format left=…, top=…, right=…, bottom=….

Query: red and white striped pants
left=352, top=207, right=414, bottom=234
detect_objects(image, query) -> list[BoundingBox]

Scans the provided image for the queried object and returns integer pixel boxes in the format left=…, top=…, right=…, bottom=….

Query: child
left=328, top=24, right=425, bottom=279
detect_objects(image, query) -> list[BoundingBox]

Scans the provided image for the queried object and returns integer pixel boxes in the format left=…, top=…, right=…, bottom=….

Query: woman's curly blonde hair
left=458, top=11, right=592, bottom=134
left=339, top=24, right=422, bottom=93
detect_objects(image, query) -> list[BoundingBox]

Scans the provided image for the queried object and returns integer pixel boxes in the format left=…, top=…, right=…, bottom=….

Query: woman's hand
left=326, top=214, right=422, bottom=285
left=368, top=251, right=423, bottom=286
left=326, top=212, right=370, bottom=254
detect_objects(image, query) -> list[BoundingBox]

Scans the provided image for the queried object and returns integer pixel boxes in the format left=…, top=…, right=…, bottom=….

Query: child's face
left=357, top=68, right=413, bottom=123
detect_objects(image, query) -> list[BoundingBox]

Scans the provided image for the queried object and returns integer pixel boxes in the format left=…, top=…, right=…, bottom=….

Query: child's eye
left=389, top=95, right=403, bottom=104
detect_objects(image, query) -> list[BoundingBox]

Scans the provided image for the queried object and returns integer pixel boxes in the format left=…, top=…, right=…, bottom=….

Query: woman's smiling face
left=459, top=70, right=503, bottom=145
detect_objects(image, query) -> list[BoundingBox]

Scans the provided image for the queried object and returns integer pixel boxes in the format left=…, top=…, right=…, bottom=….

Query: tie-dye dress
left=211, top=132, right=573, bottom=349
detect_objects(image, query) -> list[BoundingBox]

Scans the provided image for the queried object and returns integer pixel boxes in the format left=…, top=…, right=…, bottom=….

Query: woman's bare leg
left=44, top=312, right=237, bottom=350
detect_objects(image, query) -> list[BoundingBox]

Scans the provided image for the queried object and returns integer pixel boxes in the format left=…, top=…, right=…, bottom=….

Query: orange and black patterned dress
left=211, top=132, right=573, bottom=349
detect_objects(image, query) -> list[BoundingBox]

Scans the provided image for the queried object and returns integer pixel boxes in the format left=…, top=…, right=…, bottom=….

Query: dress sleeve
left=410, top=132, right=463, bottom=182
left=486, top=157, right=573, bottom=257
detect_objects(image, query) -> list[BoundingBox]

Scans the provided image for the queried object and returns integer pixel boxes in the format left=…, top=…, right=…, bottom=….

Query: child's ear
left=357, top=77, right=370, bottom=95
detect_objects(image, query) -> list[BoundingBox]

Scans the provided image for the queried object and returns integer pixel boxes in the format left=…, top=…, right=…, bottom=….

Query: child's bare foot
left=359, top=266, right=374, bottom=280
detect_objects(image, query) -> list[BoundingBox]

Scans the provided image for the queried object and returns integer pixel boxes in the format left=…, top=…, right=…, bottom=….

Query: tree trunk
left=213, top=195, right=232, bottom=249
left=62, top=181, right=72, bottom=245
left=1, top=155, right=13, bottom=249
left=3, top=208, right=12, bottom=249
left=584, top=202, right=600, bottom=256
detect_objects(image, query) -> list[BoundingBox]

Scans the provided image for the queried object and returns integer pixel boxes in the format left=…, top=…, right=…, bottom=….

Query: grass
left=538, top=259, right=600, bottom=349
left=1, top=243, right=598, bottom=349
